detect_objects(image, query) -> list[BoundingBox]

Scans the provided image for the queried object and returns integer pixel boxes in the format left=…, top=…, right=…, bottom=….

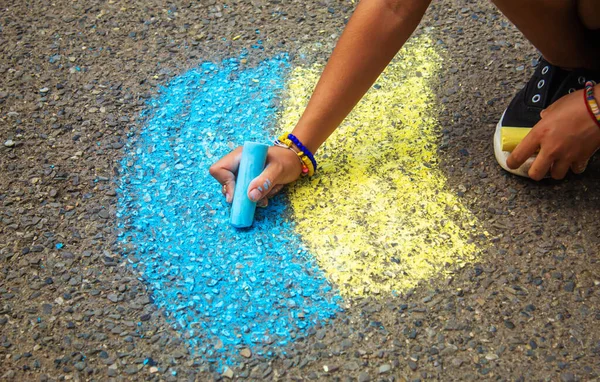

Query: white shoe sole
left=493, top=110, right=535, bottom=178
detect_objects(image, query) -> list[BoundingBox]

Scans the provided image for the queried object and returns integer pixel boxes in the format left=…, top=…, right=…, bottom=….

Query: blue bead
left=287, top=134, right=317, bottom=171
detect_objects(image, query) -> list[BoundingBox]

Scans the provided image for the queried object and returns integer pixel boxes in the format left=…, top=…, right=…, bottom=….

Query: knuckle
left=544, top=147, right=561, bottom=160
left=528, top=169, right=543, bottom=181
left=507, top=153, right=524, bottom=168
left=534, top=125, right=550, bottom=138
left=510, top=153, right=524, bottom=163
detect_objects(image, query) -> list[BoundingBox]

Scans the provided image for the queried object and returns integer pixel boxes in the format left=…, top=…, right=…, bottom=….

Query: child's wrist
left=290, top=124, right=321, bottom=154
left=584, top=81, right=600, bottom=130
left=272, top=145, right=304, bottom=176
left=274, top=134, right=315, bottom=176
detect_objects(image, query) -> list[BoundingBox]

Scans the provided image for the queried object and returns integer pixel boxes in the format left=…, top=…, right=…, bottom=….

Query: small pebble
left=74, top=362, right=85, bottom=371
left=564, top=281, right=575, bottom=292
left=323, top=365, right=339, bottom=373
left=125, top=365, right=140, bottom=375
left=378, top=364, right=391, bottom=374
left=560, top=372, right=575, bottom=382
left=451, top=358, right=464, bottom=367
left=222, top=367, right=234, bottom=379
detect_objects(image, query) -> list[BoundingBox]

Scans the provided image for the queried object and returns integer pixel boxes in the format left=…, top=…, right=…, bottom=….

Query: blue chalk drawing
left=117, top=52, right=342, bottom=365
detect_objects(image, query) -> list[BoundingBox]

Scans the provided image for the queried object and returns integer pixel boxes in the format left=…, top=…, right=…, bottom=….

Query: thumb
left=247, top=163, right=281, bottom=202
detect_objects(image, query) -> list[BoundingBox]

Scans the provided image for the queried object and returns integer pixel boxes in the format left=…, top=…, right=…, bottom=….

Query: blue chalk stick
left=230, top=141, right=269, bottom=228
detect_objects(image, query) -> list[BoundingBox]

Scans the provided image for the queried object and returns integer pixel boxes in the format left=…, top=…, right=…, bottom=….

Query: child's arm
left=210, top=0, right=432, bottom=204
left=290, top=0, right=432, bottom=153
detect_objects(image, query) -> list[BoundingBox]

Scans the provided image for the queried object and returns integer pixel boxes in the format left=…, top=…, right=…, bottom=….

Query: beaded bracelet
left=276, top=133, right=316, bottom=176
left=287, top=133, right=318, bottom=172
left=273, top=140, right=311, bottom=176
left=277, top=135, right=294, bottom=149
left=274, top=138, right=314, bottom=176
left=584, top=81, right=600, bottom=129
left=296, top=150, right=315, bottom=176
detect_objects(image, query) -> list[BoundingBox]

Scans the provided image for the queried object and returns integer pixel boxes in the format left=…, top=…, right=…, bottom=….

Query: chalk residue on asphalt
left=117, top=50, right=341, bottom=366
left=280, top=36, right=483, bottom=297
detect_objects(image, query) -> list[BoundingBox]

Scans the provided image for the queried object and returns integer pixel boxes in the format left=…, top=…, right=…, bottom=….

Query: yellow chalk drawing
left=279, top=36, right=483, bottom=298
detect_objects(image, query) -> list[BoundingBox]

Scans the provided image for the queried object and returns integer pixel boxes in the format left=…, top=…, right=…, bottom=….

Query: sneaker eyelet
left=541, top=66, right=549, bottom=75
left=568, top=88, right=576, bottom=94
left=578, top=76, right=586, bottom=85
left=532, top=94, right=541, bottom=103
left=537, top=79, right=545, bottom=89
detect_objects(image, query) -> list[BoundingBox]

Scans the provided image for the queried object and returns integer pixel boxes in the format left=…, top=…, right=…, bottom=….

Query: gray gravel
left=1, top=0, right=600, bottom=381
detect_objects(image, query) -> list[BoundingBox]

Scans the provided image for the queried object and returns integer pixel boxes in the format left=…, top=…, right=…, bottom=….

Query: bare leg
left=578, top=0, right=600, bottom=30
left=491, top=0, right=600, bottom=70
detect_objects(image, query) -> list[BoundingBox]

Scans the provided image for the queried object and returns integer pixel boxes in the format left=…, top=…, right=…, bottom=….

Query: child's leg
left=578, top=0, right=600, bottom=30
left=491, top=0, right=600, bottom=70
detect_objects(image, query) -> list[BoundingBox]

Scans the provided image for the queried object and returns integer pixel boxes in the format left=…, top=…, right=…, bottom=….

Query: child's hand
left=507, top=89, right=600, bottom=180
left=209, top=145, right=304, bottom=207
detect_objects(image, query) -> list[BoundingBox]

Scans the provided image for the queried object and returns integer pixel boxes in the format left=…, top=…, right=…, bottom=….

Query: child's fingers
left=527, top=150, right=553, bottom=181
left=253, top=184, right=284, bottom=210
left=506, top=127, right=540, bottom=170
left=247, top=163, right=281, bottom=202
left=257, top=198, right=269, bottom=208
left=209, top=147, right=243, bottom=203
left=550, top=159, right=570, bottom=180
left=265, top=184, right=284, bottom=199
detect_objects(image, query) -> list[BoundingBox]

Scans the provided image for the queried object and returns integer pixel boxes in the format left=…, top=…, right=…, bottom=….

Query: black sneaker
left=494, top=58, right=600, bottom=177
